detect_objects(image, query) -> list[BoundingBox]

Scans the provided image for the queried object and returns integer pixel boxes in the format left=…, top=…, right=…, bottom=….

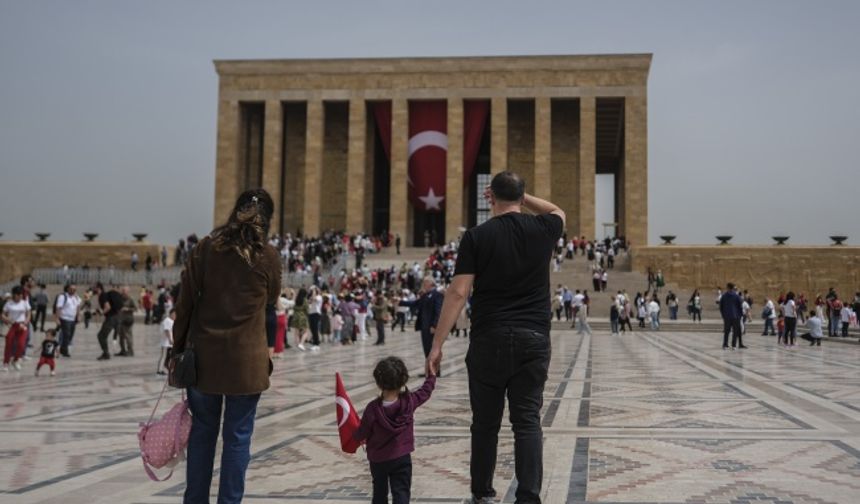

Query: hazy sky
left=1, top=0, right=858, bottom=246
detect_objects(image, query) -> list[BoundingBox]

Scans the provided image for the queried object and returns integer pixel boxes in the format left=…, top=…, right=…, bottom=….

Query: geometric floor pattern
left=2, top=322, right=860, bottom=503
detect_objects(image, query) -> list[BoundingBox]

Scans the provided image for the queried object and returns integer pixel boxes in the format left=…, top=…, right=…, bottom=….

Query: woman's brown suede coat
left=173, top=236, right=281, bottom=395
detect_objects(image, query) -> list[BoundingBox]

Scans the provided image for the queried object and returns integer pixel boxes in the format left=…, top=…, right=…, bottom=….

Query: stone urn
left=83, top=233, right=98, bottom=242
left=35, top=233, right=50, bottom=242
left=132, top=233, right=148, bottom=242
left=772, top=236, right=789, bottom=245
left=659, top=235, right=676, bottom=245
left=829, top=235, right=848, bottom=246
left=715, top=235, right=733, bottom=245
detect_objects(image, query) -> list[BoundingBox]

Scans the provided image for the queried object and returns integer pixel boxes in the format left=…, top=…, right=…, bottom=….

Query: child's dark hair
left=45, top=328, right=56, bottom=337
left=373, top=356, right=409, bottom=392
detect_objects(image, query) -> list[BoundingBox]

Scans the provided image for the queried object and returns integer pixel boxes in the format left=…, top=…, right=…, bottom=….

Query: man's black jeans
left=466, top=327, right=551, bottom=504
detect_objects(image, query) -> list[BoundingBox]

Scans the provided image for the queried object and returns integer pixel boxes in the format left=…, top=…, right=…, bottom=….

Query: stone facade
left=213, top=54, right=651, bottom=244
left=631, top=246, right=860, bottom=302
left=0, top=242, right=163, bottom=285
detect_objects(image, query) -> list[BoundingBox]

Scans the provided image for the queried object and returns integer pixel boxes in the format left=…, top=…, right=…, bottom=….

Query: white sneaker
left=50, top=371, right=56, bottom=376
left=297, top=344, right=306, bottom=351
left=310, top=345, right=320, bottom=352
left=13, top=361, right=22, bottom=371
left=2, top=366, right=8, bottom=372
left=22, top=355, right=31, bottom=361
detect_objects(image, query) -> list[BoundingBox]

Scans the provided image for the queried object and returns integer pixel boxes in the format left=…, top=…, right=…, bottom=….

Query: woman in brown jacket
left=173, top=188, right=281, bottom=504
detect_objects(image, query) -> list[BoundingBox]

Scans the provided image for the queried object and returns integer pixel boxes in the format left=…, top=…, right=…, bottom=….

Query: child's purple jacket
left=353, top=375, right=436, bottom=463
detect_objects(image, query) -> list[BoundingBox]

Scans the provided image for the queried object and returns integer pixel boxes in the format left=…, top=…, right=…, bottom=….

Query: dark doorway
left=412, top=208, right=444, bottom=247
left=468, top=119, right=492, bottom=228
left=371, top=120, right=390, bottom=236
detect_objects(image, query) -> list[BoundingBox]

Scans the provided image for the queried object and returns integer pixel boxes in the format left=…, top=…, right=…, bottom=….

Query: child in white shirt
left=157, top=308, right=175, bottom=375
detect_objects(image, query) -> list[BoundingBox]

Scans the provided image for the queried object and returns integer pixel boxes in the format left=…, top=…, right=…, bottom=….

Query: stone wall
left=551, top=99, right=579, bottom=236
left=631, top=246, right=860, bottom=301
left=507, top=100, right=535, bottom=194
left=0, top=242, right=163, bottom=284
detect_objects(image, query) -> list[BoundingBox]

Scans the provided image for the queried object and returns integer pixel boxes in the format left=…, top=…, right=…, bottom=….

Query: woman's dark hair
left=211, top=188, right=274, bottom=266
left=295, top=287, right=308, bottom=306
left=11, top=286, right=23, bottom=296
left=786, top=291, right=796, bottom=301
left=373, top=356, right=409, bottom=392
left=490, top=171, right=525, bottom=202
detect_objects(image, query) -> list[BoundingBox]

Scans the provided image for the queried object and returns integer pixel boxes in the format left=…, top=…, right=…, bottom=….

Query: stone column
left=303, top=100, right=324, bottom=237
left=446, top=98, right=464, bottom=242
left=389, top=99, right=409, bottom=242
left=578, top=97, right=596, bottom=239
left=214, top=99, right=240, bottom=227
left=346, top=99, right=366, bottom=234
left=491, top=97, right=507, bottom=175
left=624, top=94, right=648, bottom=247
left=262, top=100, right=283, bottom=235
left=534, top=96, right=552, bottom=200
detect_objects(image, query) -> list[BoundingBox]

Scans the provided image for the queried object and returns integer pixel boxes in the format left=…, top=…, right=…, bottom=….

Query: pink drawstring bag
left=138, top=381, right=192, bottom=481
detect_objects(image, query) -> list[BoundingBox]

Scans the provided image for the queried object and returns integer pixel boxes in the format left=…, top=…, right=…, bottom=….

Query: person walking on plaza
left=648, top=296, right=661, bottom=330
left=95, top=283, right=124, bottom=361
left=372, top=294, right=389, bottom=345
left=719, top=283, right=745, bottom=350
left=576, top=296, right=592, bottom=335
left=116, top=286, right=137, bottom=357
left=782, top=291, right=799, bottom=347
left=406, top=277, right=443, bottom=369
left=173, top=188, right=281, bottom=504
left=689, top=290, right=703, bottom=323
left=34, top=328, right=59, bottom=376
left=2, top=286, right=31, bottom=372
left=352, top=357, right=436, bottom=504
left=157, top=308, right=174, bottom=375
left=427, top=171, right=564, bottom=504
left=666, top=291, right=679, bottom=320
left=761, top=297, right=777, bottom=336
left=54, top=283, right=81, bottom=357
left=32, top=284, right=49, bottom=332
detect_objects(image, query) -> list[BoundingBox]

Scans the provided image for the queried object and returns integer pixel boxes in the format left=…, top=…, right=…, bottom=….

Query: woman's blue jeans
left=184, top=388, right=261, bottom=504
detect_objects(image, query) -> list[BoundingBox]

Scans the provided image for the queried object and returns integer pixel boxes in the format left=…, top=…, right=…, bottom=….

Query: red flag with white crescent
left=335, top=372, right=361, bottom=453
left=409, top=101, right=448, bottom=212
left=373, top=100, right=488, bottom=214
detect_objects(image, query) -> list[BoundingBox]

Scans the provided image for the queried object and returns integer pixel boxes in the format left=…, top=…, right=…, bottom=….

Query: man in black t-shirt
left=427, top=171, right=565, bottom=504
left=94, top=283, right=124, bottom=361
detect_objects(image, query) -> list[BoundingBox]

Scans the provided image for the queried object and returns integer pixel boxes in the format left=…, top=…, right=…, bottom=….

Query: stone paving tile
left=2, top=324, right=860, bottom=503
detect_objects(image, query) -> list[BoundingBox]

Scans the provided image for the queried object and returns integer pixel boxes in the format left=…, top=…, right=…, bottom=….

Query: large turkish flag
left=373, top=100, right=489, bottom=213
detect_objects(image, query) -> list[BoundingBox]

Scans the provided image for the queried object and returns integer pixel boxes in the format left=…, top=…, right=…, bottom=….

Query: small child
left=331, top=312, right=344, bottom=344
left=36, top=329, right=59, bottom=376
left=353, top=357, right=435, bottom=504
left=777, top=313, right=786, bottom=344
left=157, top=309, right=176, bottom=375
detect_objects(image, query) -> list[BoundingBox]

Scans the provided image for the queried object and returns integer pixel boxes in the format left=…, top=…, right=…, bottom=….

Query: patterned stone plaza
left=2, top=322, right=860, bottom=504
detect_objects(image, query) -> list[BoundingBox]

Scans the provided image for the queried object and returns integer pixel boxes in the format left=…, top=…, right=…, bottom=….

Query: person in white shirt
left=575, top=298, right=592, bottom=335
left=799, top=310, right=824, bottom=346
left=648, top=298, right=661, bottom=330
left=840, top=305, right=853, bottom=337
left=308, top=287, right=324, bottom=349
left=761, top=298, right=777, bottom=336
left=782, top=292, right=798, bottom=347
left=157, top=308, right=176, bottom=375
left=2, top=286, right=31, bottom=372
left=54, top=284, right=82, bottom=357
left=741, top=299, right=750, bottom=334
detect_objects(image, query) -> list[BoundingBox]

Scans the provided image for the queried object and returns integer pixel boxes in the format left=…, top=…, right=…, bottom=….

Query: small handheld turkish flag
left=335, top=372, right=361, bottom=454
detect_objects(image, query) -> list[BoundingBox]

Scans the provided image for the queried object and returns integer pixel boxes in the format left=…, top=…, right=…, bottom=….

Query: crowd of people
left=716, top=284, right=859, bottom=350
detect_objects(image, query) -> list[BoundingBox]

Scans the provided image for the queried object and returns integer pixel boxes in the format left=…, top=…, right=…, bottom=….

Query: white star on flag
left=419, top=187, right=445, bottom=210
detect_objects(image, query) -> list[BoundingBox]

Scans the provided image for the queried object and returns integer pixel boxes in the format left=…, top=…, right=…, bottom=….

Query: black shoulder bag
left=169, top=242, right=207, bottom=388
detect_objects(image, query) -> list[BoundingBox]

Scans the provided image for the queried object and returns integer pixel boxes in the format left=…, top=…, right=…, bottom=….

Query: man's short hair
left=491, top=171, right=525, bottom=202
